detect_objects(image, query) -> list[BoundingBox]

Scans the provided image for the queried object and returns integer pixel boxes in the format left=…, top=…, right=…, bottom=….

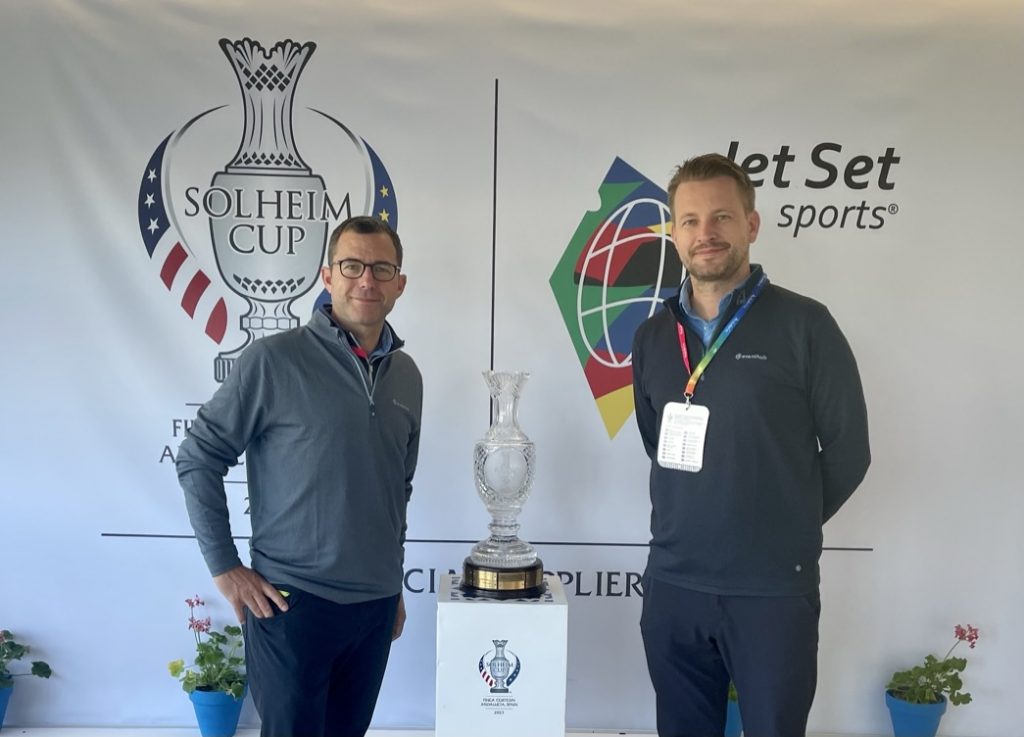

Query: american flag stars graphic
left=137, top=134, right=229, bottom=343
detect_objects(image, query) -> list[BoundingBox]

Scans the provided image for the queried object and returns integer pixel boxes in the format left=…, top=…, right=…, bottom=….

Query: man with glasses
left=177, top=215, right=422, bottom=737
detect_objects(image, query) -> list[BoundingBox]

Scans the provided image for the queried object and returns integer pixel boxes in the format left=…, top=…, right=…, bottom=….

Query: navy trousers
left=640, top=577, right=820, bottom=737
left=244, top=586, right=400, bottom=737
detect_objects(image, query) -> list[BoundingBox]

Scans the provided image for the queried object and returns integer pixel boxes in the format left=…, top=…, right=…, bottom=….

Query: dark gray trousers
left=245, top=586, right=399, bottom=737
left=640, top=576, right=820, bottom=737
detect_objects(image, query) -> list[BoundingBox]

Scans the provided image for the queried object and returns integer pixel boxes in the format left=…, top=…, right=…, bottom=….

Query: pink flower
left=954, top=623, right=980, bottom=649
left=188, top=616, right=212, bottom=634
left=172, top=595, right=245, bottom=697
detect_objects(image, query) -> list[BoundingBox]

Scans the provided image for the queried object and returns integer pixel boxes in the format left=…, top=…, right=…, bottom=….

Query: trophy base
left=461, top=558, right=546, bottom=599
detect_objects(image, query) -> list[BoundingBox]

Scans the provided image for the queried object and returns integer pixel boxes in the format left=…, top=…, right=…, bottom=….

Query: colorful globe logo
left=576, top=196, right=675, bottom=369
left=551, top=158, right=682, bottom=437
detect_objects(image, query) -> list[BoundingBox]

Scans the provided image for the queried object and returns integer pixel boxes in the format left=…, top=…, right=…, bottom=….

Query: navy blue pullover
left=631, top=268, right=870, bottom=595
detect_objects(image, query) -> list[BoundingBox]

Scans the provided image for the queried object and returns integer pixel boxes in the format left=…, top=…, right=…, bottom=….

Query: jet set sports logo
left=137, top=37, right=398, bottom=382
left=550, top=143, right=901, bottom=438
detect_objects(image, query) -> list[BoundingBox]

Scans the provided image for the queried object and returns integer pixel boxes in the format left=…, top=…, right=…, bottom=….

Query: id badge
left=657, top=401, right=710, bottom=472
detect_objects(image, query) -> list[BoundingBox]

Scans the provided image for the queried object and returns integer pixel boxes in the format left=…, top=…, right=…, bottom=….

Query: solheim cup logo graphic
left=209, top=39, right=323, bottom=380
left=549, top=158, right=681, bottom=437
left=137, top=38, right=398, bottom=380
left=478, top=639, right=521, bottom=693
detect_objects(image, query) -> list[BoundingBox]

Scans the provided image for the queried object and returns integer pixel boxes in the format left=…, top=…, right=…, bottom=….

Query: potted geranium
left=884, top=623, right=980, bottom=737
left=168, top=596, right=246, bottom=737
left=724, top=681, right=742, bottom=737
left=0, top=630, right=52, bottom=729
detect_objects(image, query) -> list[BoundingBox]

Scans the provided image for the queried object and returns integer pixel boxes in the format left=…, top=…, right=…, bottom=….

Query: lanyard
left=676, top=274, right=768, bottom=404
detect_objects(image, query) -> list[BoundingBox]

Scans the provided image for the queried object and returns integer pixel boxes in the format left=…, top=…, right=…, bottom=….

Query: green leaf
left=888, top=650, right=974, bottom=705
left=30, top=661, right=51, bottom=678
left=208, top=632, right=227, bottom=646
left=168, top=607, right=250, bottom=697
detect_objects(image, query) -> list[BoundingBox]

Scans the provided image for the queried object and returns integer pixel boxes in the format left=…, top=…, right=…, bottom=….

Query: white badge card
left=657, top=402, right=710, bottom=473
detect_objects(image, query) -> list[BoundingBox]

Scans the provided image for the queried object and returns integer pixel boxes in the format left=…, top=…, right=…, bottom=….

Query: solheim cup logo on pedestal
left=478, top=639, right=521, bottom=693
left=137, top=38, right=398, bottom=380
left=549, top=157, right=681, bottom=438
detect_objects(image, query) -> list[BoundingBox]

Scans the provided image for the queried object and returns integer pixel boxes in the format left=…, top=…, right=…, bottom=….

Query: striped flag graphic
left=478, top=654, right=495, bottom=687
left=138, top=134, right=229, bottom=344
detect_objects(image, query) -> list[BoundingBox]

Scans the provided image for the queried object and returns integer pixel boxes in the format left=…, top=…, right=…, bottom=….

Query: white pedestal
left=435, top=574, right=568, bottom=737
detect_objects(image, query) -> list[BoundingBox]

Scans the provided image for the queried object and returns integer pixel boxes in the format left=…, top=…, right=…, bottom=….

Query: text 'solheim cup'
left=462, top=371, right=545, bottom=598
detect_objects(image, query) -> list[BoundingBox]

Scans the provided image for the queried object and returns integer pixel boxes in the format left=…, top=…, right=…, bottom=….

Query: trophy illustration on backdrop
left=211, top=38, right=327, bottom=381
left=462, top=371, right=546, bottom=598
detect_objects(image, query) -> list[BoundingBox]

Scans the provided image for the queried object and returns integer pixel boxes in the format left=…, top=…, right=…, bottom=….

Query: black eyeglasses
left=332, top=258, right=401, bottom=282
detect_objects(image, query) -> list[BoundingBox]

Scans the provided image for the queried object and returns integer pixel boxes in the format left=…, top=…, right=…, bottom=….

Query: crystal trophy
left=462, top=371, right=545, bottom=598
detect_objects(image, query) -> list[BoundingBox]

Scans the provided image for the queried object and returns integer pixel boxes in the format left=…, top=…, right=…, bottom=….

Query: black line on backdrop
left=101, top=533, right=201, bottom=539
left=488, top=78, right=499, bottom=424
left=99, top=533, right=872, bottom=552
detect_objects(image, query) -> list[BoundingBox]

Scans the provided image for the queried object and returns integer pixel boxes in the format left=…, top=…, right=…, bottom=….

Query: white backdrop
left=2, top=1, right=1022, bottom=735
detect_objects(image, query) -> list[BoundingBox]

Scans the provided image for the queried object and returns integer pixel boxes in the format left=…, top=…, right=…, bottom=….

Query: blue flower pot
left=189, top=687, right=246, bottom=737
left=724, top=698, right=743, bottom=737
left=0, top=684, right=12, bottom=731
left=885, top=691, right=947, bottom=737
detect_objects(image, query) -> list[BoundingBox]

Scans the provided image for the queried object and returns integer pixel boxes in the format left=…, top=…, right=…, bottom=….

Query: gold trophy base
left=461, top=557, right=546, bottom=599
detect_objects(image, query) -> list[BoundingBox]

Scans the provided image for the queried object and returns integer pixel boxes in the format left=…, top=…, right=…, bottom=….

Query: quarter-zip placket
left=343, top=342, right=378, bottom=417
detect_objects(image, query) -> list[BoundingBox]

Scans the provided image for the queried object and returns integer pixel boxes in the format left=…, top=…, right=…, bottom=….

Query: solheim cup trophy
left=211, top=38, right=326, bottom=382
left=462, top=371, right=546, bottom=598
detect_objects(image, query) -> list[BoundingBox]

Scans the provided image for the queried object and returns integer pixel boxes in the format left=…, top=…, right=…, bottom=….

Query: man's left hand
left=392, top=593, right=406, bottom=641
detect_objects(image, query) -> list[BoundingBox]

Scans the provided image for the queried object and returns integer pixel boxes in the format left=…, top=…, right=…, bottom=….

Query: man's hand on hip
left=392, top=593, right=406, bottom=641
left=213, top=565, right=289, bottom=623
